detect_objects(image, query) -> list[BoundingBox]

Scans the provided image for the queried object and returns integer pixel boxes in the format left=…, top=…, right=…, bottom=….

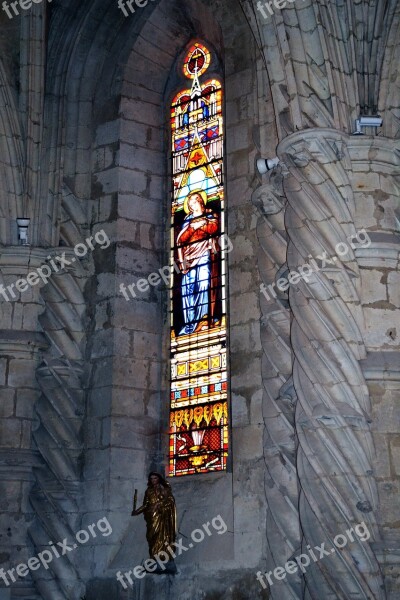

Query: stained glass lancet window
left=168, top=42, right=229, bottom=477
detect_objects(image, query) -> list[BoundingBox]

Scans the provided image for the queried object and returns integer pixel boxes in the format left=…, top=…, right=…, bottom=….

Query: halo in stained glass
left=183, top=42, right=211, bottom=79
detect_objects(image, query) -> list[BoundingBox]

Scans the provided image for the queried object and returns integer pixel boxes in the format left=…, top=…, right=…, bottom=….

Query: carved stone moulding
left=0, top=448, right=42, bottom=475
left=277, top=129, right=400, bottom=185
left=346, top=136, right=400, bottom=174
left=0, top=246, right=85, bottom=276
left=361, top=352, right=400, bottom=383
left=0, top=247, right=49, bottom=273
left=355, top=234, right=400, bottom=269
left=0, top=330, right=48, bottom=356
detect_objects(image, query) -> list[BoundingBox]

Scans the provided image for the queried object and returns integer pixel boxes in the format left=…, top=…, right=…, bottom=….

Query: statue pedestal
left=146, top=559, right=177, bottom=576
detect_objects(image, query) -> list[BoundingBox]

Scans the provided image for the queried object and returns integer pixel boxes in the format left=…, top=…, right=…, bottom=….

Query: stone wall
left=80, top=0, right=273, bottom=597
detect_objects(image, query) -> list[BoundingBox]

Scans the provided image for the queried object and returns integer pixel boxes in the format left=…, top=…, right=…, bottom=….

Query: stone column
left=252, top=172, right=302, bottom=600
left=0, top=248, right=47, bottom=598
left=0, top=235, right=88, bottom=599
left=28, top=242, right=88, bottom=600
left=278, top=130, right=386, bottom=600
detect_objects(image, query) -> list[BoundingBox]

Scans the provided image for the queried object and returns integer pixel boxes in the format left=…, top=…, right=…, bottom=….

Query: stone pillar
left=0, top=248, right=47, bottom=598
left=0, top=238, right=89, bottom=600
left=252, top=173, right=302, bottom=600
left=28, top=244, right=88, bottom=600
left=278, top=130, right=386, bottom=600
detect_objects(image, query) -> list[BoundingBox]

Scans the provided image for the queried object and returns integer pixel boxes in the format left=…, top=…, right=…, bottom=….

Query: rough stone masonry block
left=108, top=417, right=154, bottom=449
left=112, top=298, right=160, bottom=333
left=110, top=448, right=147, bottom=480
left=378, top=480, right=400, bottom=525
left=120, top=99, right=160, bottom=129
left=86, top=577, right=133, bottom=600
left=173, top=500, right=234, bottom=565
left=232, top=425, right=263, bottom=460
left=373, top=388, right=400, bottom=434
left=88, top=385, right=113, bottom=418
left=231, top=357, right=262, bottom=391
left=0, top=393, right=14, bottom=417
left=389, top=437, right=400, bottom=477
left=227, top=122, right=250, bottom=154
left=388, top=271, right=400, bottom=308
left=85, top=417, right=103, bottom=448
left=363, top=307, right=400, bottom=349
left=94, top=167, right=119, bottom=195
left=0, top=419, right=21, bottom=447
left=351, top=171, right=381, bottom=191
left=0, top=480, right=21, bottom=512
left=107, top=477, right=139, bottom=511
left=370, top=433, right=391, bottom=481
left=359, top=269, right=388, bottom=304
left=131, top=332, right=160, bottom=361
left=230, top=291, right=260, bottom=325
left=118, top=194, right=161, bottom=225
left=119, top=120, right=162, bottom=151
left=95, top=121, right=120, bottom=147
left=0, top=512, right=30, bottom=547
left=231, top=393, right=250, bottom=427
left=92, top=358, right=114, bottom=388
left=230, top=322, right=253, bottom=354
left=7, top=359, right=38, bottom=388
left=96, top=273, right=117, bottom=299
left=117, top=246, right=160, bottom=275
left=119, top=144, right=164, bottom=177
left=111, top=388, right=159, bottom=421
left=84, top=448, right=111, bottom=481
left=112, top=358, right=158, bottom=390
left=91, top=329, right=118, bottom=360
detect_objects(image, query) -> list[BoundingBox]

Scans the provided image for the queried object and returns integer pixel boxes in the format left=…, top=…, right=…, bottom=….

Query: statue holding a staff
left=132, top=472, right=177, bottom=573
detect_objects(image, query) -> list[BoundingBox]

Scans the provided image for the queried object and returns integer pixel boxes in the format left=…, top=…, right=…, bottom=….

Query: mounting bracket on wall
left=16, top=218, right=30, bottom=245
left=256, top=156, right=280, bottom=174
left=353, top=116, right=383, bottom=135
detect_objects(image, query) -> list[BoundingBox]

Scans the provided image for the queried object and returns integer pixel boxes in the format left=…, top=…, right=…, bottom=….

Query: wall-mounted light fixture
left=16, top=218, right=30, bottom=245
left=353, top=116, right=382, bottom=135
left=256, top=157, right=280, bottom=174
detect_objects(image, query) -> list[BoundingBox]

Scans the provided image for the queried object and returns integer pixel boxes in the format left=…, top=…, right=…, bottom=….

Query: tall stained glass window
left=168, top=42, right=228, bottom=477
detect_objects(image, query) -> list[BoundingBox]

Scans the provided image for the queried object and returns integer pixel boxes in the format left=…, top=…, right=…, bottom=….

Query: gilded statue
left=132, top=472, right=177, bottom=573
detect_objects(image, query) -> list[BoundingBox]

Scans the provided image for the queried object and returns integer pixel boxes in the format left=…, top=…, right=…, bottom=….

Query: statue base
left=147, top=559, right=177, bottom=575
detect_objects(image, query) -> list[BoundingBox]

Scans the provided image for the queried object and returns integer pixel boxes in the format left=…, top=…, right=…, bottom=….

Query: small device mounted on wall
left=256, top=157, right=280, bottom=175
left=353, top=116, right=383, bottom=135
left=16, top=218, right=30, bottom=245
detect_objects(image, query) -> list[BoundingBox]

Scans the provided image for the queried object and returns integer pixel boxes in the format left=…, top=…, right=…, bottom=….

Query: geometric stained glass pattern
left=168, top=42, right=228, bottom=476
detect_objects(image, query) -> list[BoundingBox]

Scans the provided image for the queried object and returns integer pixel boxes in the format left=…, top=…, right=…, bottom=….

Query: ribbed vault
left=240, top=0, right=400, bottom=139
